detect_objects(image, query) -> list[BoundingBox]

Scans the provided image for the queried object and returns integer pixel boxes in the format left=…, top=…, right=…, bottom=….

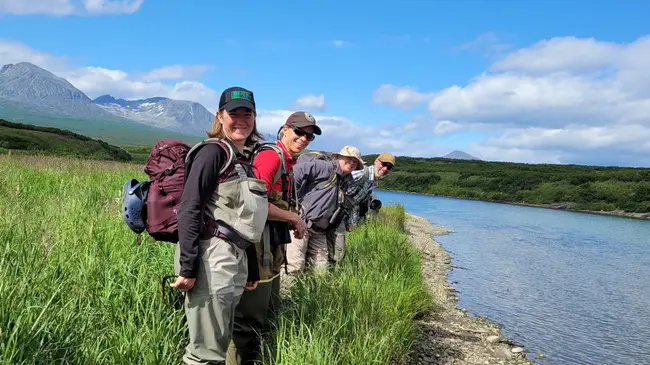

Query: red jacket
left=252, top=141, right=295, bottom=207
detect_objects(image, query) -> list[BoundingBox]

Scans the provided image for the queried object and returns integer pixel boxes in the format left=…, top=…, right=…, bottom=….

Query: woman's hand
left=170, top=276, right=196, bottom=292
left=245, top=280, right=259, bottom=291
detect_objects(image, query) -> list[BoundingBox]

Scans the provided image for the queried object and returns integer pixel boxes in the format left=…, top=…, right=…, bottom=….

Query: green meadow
left=0, top=154, right=431, bottom=364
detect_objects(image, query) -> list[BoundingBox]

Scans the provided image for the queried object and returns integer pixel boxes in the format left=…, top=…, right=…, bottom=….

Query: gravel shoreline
left=401, top=213, right=536, bottom=365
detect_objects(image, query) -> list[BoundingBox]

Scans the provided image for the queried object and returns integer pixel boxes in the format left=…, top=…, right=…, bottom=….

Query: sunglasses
left=292, top=126, right=316, bottom=141
left=381, top=162, right=394, bottom=171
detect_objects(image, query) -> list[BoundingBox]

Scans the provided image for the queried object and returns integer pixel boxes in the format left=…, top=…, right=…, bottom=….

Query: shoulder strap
left=314, top=160, right=338, bottom=191
left=186, top=138, right=236, bottom=177
left=252, top=143, right=286, bottom=185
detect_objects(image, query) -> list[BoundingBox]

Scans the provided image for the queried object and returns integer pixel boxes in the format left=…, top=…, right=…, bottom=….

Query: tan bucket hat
left=332, top=145, right=364, bottom=169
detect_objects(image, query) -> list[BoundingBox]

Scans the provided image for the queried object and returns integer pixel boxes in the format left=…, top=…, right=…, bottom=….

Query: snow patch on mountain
left=94, top=94, right=214, bottom=136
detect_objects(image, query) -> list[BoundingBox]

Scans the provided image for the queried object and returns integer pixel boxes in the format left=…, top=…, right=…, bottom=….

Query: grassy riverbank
left=0, top=155, right=431, bottom=364
left=264, top=205, right=431, bottom=364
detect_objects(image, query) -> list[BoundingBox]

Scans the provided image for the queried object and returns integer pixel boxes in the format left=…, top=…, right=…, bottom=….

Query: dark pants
left=226, top=275, right=281, bottom=365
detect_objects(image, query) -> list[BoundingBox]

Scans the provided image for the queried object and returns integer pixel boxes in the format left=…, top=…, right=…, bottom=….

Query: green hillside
left=0, top=119, right=133, bottom=162
left=121, top=145, right=153, bottom=164
left=363, top=154, right=650, bottom=215
left=0, top=104, right=204, bottom=147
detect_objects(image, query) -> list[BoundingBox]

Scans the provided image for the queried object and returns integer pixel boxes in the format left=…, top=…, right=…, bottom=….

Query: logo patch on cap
left=231, top=90, right=253, bottom=101
left=304, top=112, right=315, bottom=122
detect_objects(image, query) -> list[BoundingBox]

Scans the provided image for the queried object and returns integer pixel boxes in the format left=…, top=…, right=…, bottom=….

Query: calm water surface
left=376, top=191, right=650, bottom=365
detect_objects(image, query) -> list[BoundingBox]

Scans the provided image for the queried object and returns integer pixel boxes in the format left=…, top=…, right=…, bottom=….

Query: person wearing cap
left=172, top=86, right=268, bottom=365
left=356, top=152, right=395, bottom=222
left=226, top=111, right=320, bottom=365
left=286, top=145, right=365, bottom=273
left=327, top=152, right=396, bottom=265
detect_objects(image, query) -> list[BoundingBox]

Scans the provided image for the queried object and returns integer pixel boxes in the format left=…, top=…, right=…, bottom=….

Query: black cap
left=219, top=86, right=256, bottom=112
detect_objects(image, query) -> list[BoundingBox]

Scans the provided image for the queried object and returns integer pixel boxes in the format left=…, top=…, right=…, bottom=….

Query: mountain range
left=93, top=94, right=213, bottom=136
left=0, top=62, right=215, bottom=140
left=0, top=62, right=115, bottom=120
left=0, top=61, right=478, bottom=159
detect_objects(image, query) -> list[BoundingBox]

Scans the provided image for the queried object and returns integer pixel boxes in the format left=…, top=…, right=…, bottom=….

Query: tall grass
left=263, top=205, right=431, bottom=365
left=1, top=155, right=431, bottom=364
left=0, top=155, right=185, bottom=364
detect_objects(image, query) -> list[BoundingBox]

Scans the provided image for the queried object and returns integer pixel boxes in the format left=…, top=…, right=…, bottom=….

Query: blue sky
left=2, top=0, right=650, bottom=166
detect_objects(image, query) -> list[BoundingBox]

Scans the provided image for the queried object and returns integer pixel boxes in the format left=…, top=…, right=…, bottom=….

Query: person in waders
left=226, top=111, right=320, bottom=365
left=285, top=145, right=365, bottom=273
left=327, top=152, right=395, bottom=266
left=171, top=86, right=269, bottom=365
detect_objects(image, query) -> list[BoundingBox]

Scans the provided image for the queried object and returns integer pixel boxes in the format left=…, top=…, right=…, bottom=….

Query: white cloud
left=477, top=124, right=650, bottom=152
left=56, top=66, right=220, bottom=111
left=0, top=0, right=75, bottom=15
left=454, top=32, right=513, bottom=56
left=0, top=40, right=68, bottom=70
left=372, top=84, right=434, bottom=110
left=377, top=34, right=650, bottom=166
left=467, top=144, right=563, bottom=165
left=402, top=114, right=428, bottom=131
left=255, top=110, right=437, bottom=157
left=332, top=40, right=352, bottom=48
left=490, top=36, right=619, bottom=74
left=434, top=121, right=463, bottom=135
left=291, top=94, right=328, bottom=112
left=427, top=72, right=632, bottom=128
left=468, top=124, right=650, bottom=166
left=1, top=40, right=219, bottom=111
left=1, top=39, right=428, bottom=158
left=0, top=0, right=143, bottom=16
left=82, top=0, right=143, bottom=14
left=139, top=65, right=212, bottom=82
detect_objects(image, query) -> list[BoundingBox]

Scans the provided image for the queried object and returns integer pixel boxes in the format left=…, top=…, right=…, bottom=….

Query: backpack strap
left=184, top=138, right=237, bottom=183
left=314, top=160, right=338, bottom=191
left=251, top=143, right=286, bottom=186
left=252, top=142, right=291, bottom=201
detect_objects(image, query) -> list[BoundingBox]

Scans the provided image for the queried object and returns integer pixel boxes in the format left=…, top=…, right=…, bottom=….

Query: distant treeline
left=120, top=145, right=152, bottom=164
left=362, top=154, right=650, bottom=214
left=0, top=119, right=132, bottom=162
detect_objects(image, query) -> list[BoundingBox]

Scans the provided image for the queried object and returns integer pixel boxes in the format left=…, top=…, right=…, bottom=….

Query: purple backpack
left=121, top=138, right=234, bottom=243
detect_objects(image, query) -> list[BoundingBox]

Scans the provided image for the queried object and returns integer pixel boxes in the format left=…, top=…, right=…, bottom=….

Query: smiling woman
left=172, top=86, right=270, bottom=365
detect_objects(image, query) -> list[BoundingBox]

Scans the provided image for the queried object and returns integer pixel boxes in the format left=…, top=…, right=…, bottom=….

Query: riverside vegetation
left=3, top=119, right=648, bottom=215
left=364, top=154, right=650, bottom=215
left=0, top=154, right=431, bottom=364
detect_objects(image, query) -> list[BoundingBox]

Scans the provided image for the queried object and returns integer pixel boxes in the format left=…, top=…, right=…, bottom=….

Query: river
left=375, top=190, right=650, bottom=365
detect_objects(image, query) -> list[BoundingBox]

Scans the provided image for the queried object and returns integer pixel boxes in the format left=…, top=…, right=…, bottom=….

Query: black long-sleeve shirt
left=176, top=143, right=260, bottom=282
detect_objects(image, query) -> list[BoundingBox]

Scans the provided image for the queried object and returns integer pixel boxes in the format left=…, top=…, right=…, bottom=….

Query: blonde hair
left=207, top=109, right=263, bottom=147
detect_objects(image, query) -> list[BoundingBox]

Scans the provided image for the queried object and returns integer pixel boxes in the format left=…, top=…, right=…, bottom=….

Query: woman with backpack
left=226, top=111, right=320, bottom=365
left=170, top=86, right=269, bottom=365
